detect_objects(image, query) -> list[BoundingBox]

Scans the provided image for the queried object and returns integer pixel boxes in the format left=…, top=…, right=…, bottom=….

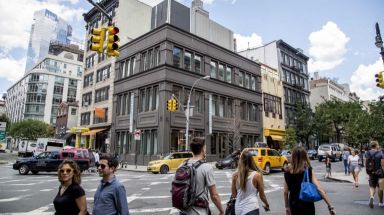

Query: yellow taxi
left=242, top=147, right=288, bottom=174
left=147, top=152, right=193, bottom=174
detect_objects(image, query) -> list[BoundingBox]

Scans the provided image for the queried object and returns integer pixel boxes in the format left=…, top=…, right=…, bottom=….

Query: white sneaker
left=378, top=203, right=384, bottom=207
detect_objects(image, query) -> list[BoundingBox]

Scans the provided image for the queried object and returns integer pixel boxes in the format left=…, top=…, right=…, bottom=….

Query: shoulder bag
left=299, top=167, right=322, bottom=202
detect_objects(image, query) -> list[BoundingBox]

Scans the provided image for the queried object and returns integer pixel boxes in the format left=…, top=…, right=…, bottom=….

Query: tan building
left=260, top=64, right=285, bottom=149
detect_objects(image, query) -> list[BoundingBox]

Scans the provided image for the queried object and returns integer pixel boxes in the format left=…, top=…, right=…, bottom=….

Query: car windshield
left=320, top=147, right=330, bottom=151
left=281, top=151, right=290, bottom=155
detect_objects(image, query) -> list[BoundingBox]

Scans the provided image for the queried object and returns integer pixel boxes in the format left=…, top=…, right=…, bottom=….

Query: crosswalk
left=0, top=164, right=284, bottom=215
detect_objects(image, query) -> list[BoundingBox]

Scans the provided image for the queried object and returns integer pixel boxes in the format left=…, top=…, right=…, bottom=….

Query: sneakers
left=379, top=202, right=384, bottom=207
left=369, top=197, right=374, bottom=208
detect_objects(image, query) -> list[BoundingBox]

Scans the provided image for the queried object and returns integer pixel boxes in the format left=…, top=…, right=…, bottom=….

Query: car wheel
left=160, top=165, right=169, bottom=174
left=31, top=170, right=39, bottom=175
left=19, top=165, right=30, bottom=175
left=282, top=162, right=288, bottom=171
left=264, top=163, right=271, bottom=175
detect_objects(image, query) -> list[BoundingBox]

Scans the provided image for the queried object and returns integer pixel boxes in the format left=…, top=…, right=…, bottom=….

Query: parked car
left=242, top=147, right=288, bottom=174
left=281, top=150, right=292, bottom=163
left=13, top=149, right=90, bottom=175
left=216, top=154, right=239, bottom=169
left=317, top=144, right=342, bottom=162
left=147, top=151, right=193, bottom=174
left=307, top=149, right=318, bottom=160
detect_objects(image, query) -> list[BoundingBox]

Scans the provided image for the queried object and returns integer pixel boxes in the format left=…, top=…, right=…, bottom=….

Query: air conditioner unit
left=84, top=102, right=89, bottom=106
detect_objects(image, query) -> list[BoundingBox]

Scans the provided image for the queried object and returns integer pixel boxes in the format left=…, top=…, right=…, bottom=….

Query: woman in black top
left=283, top=147, right=336, bottom=215
left=53, top=160, right=87, bottom=215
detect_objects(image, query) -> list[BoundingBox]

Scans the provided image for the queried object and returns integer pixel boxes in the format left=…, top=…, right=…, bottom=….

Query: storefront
left=264, top=128, right=285, bottom=150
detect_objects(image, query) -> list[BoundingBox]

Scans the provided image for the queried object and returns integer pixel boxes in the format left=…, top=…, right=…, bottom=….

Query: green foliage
left=9, top=119, right=54, bottom=140
left=284, top=127, right=297, bottom=150
left=367, top=101, right=384, bottom=144
left=294, top=103, right=315, bottom=149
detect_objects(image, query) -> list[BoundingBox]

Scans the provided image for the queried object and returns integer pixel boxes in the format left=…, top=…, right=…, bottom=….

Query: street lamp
left=375, top=22, right=384, bottom=64
left=185, top=75, right=210, bottom=150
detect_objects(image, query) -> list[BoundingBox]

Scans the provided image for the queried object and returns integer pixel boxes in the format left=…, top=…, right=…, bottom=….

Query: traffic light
left=167, top=99, right=173, bottom=111
left=89, top=27, right=105, bottom=53
left=106, top=26, right=120, bottom=57
left=172, top=99, right=178, bottom=111
left=375, top=71, right=384, bottom=88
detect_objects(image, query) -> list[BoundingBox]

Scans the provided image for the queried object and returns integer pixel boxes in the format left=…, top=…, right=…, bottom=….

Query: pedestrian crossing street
left=0, top=164, right=284, bottom=215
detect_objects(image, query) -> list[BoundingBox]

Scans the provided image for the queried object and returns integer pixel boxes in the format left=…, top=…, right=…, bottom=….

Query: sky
left=0, top=0, right=383, bottom=101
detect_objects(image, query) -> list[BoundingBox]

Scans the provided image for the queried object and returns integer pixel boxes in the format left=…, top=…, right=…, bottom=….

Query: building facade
left=260, top=64, right=285, bottom=149
left=25, top=9, right=72, bottom=72
left=112, top=24, right=263, bottom=165
left=0, top=100, right=5, bottom=115
left=81, top=0, right=152, bottom=152
left=6, top=43, right=83, bottom=126
left=238, top=40, right=310, bottom=127
left=56, top=102, right=79, bottom=145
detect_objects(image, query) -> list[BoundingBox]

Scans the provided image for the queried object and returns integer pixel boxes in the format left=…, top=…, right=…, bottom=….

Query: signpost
left=0, top=122, right=6, bottom=152
left=134, top=129, right=141, bottom=169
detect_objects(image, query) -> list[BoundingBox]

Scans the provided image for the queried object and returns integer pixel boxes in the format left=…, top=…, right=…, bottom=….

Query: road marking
left=141, top=187, right=150, bottom=191
left=0, top=194, right=32, bottom=202
left=130, top=207, right=173, bottom=213
left=149, top=181, right=169, bottom=185
left=14, top=189, right=30, bottom=192
left=87, top=188, right=97, bottom=192
left=40, top=189, right=53, bottom=192
left=9, top=182, right=44, bottom=186
left=0, top=179, right=22, bottom=184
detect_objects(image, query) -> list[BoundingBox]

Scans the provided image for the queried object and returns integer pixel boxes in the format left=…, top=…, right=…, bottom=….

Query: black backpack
left=365, top=151, right=379, bottom=175
left=171, top=159, right=205, bottom=211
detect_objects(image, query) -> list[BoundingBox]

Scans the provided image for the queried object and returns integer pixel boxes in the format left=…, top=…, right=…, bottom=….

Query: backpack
left=171, top=159, right=205, bottom=211
left=366, top=151, right=379, bottom=175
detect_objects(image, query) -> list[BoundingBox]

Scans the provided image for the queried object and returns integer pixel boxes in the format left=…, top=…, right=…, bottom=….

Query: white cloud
left=350, top=59, right=384, bottom=100
left=308, top=21, right=350, bottom=73
left=0, top=57, right=26, bottom=82
left=203, top=0, right=215, bottom=4
left=0, top=0, right=86, bottom=52
left=234, top=33, right=263, bottom=52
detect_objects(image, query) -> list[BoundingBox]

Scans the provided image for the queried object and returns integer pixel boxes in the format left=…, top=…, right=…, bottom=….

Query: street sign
left=134, top=129, right=141, bottom=140
left=0, top=122, right=6, bottom=131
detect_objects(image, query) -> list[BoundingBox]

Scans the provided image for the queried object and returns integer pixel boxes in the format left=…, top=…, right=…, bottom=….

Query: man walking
left=93, top=154, right=130, bottom=215
left=181, top=138, right=224, bottom=215
left=342, top=148, right=350, bottom=175
left=365, top=141, right=384, bottom=208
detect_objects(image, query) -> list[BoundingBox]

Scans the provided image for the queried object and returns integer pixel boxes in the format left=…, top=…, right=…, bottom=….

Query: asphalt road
left=0, top=157, right=383, bottom=215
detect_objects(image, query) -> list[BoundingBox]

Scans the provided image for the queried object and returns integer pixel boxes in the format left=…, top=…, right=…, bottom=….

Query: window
left=238, top=71, right=244, bottom=87
left=139, top=130, right=158, bottom=155
left=240, top=100, right=260, bottom=122
left=184, top=51, right=192, bottom=71
left=96, top=65, right=111, bottom=82
left=139, top=86, right=159, bottom=112
left=226, top=67, right=232, bottom=83
left=194, top=55, right=202, bottom=73
left=80, top=112, right=90, bottom=125
left=173, top=47, right=182, bottom=68
left=251, top=76, right=256, bottom=91
left=83, top=73, right=93, bottom=87
left=193, top=91, right=204, bottom=113
left=95, top=87, right=109, bottom=103
left=210, top=61, right=217, bottom=78
left=71, top=108, right=77, bottom=115
left=218, top=64, right=225, bottom=81
left=82, top=92, right=92, bottom=106
left=244, top=74, right=250, bottom=89
left=94, top=108, right=108, bottom=124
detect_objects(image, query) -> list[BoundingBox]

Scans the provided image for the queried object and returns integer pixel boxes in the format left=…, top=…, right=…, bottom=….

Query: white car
left=317, top=144, right=342, bottom=162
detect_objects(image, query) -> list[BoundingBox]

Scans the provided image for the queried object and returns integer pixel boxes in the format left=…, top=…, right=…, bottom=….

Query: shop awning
left=81, top=128, right=107, bottom=136
left=270, top=135, right=284, bottom=141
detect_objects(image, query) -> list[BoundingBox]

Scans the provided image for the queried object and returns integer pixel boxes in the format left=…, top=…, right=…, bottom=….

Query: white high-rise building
left=25, top=9, right=72, bottom=72
left=6, top=43, right=83, bottom=126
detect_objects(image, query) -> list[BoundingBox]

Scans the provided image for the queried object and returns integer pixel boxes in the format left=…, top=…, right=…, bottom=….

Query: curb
left=117, top=167, right=148, bottom=173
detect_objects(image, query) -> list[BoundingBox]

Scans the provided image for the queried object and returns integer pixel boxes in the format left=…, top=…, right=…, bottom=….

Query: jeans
left=343, top=159, right=349, bottom=174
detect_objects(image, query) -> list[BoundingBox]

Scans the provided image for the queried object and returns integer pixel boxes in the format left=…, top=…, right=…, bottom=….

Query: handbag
left=299, top=167, right=322, bottom=202
left=224, top=197, right=236, bottom=215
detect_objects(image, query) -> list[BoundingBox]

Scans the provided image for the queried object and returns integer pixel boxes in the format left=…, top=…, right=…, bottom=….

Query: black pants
left=245, top=208, right=260, bottom=215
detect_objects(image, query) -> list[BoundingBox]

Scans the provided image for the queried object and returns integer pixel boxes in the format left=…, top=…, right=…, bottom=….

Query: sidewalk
left=327, top=167, right=369, bottom=185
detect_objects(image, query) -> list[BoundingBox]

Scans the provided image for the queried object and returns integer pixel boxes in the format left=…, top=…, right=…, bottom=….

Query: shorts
left=350, top=165, right=360, bottom=174
left=326, top=167, right=331, bottom=173
left=369, top=175, right=380, bottom=188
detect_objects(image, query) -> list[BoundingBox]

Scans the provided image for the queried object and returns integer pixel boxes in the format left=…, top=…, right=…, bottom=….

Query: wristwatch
left=328, top=206, right=334, bottom=211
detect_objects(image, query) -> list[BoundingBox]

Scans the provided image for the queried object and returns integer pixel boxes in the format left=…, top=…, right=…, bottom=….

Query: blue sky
left=0, top=0, right=383, bottom=100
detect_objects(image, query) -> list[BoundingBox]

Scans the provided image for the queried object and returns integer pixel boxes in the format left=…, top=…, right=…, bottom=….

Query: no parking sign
left=134, top=129, right=141, bottom=140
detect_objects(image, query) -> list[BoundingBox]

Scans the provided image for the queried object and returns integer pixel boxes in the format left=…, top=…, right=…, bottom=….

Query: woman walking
left=53, top=160, right=87, bottom=215
left=231, top=151, right=270, bottom=215
left=348, top=149, right=361, bottom=187
left=283, top=147, right=336, bottom=215
left=325, top=156, right=332, bottom=178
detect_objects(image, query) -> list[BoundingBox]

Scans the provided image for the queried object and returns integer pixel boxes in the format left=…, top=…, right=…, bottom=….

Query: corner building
left=112, top=24, right=263, bottom=165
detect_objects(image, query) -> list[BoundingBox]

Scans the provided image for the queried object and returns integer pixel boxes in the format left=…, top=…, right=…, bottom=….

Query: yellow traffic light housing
left=106, top=26, right=120, bottom=57
left=172, top=99, right=178, bottom=111
left=89, top=28, right=105, bottom=53
left=167, top=99, right=173, bottom=111
left=375, top=71, right=384, bottom=88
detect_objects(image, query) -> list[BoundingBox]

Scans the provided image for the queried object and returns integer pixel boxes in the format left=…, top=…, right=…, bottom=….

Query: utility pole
left=86, top=0, right=112, bottom=25
left=375, top=22, right=384, bottom=64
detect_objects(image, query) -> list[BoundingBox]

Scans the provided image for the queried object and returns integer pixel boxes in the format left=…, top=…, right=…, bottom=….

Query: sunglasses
left=59, top=168, right=73, bottom=174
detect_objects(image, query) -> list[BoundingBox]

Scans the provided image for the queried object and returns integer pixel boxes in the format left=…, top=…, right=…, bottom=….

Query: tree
left=9, top=119, right=54, bottom=140
left=226, top=105, right=242, bottom=152
left=284, top=127, right=297, bottom=150
left=294, top=103, right=316, bottom=149
left=343, top=102, right=370, bottom=149
left=0, top=114, right=10, bottom=132
left=367, top=101, right=384, bottom=145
